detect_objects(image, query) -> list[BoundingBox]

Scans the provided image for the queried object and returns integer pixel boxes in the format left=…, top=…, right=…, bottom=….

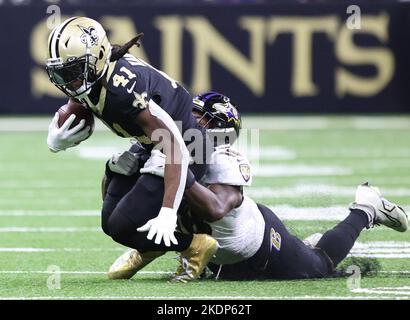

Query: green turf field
left=0, top=115, right=409, bottom=300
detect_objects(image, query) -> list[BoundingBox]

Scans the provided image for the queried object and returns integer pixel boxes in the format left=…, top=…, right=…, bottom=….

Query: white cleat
left=350, top=182, right=408, bottom=232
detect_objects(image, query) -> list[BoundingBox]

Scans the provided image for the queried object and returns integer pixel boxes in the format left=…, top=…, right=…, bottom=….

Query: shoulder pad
left=202, top=146, right=252, bottom=186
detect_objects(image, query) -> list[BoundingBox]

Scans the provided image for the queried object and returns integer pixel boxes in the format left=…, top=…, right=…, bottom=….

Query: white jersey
left=201, top=146, right=265, bottom=265
left=201, top=146, right=253, bottom=187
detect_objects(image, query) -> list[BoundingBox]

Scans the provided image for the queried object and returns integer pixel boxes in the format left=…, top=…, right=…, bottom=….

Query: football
left=57, top=99, right=95, bottom=138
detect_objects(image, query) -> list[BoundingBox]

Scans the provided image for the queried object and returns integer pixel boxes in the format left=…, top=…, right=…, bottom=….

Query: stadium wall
left=1, top=2, right=410, bottom=114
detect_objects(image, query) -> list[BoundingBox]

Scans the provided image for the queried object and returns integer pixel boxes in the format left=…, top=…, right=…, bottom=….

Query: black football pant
left=208, top=204, right=368, bottom=280
left=101, top=152, right=208, bottom=253
left=102, top=173, right=195, bottom=252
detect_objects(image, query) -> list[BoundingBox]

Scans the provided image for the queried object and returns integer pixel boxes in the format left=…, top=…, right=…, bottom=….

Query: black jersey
left=82, top=54, right=197, bottom=149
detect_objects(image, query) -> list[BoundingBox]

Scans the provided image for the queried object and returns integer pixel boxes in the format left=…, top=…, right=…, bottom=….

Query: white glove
left=137, top=207, right=178, bottom=247
left=47, top=112, right=91, bottom=152
left=140, top=149, right=166, bottom=177
left=108, top=151, right=140, bottom=176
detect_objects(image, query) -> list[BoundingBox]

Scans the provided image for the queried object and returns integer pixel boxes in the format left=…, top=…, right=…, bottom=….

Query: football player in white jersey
left=107, top=93, right=408, bottom=282
left=177, top=157, right=408, bottom=281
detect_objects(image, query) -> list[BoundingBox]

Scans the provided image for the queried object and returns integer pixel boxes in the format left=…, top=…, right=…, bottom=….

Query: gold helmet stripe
left=50, top=16, right=79, bottom=59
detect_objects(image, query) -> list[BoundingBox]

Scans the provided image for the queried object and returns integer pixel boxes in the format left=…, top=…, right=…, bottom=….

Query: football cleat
left=350, top=182, right=408, bottom=232
left=171, top=234, right=219, bottom=283
left=107, top=249, right=165, bottom=280
left=303, top=233, right=323, bottom=248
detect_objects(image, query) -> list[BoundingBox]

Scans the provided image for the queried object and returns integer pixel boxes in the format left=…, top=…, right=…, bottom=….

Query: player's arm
left=135, top=100, right=189, bottom=246
left=184, top=182, right=243, bottom=222
left=136, top=100, right=189, bottom=210
left=46, top=113, right=90, bottom=153
left=46, top=99, right=92, bottom=153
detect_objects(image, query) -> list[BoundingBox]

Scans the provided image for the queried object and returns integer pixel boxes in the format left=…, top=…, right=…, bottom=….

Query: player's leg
left=101, top=172, right=139, bottom=236
left=257, top=203, right=334, bottom=279
left=106, top=173, right=217, bottom=280
left=208, top=203, right=333, bottom=280
left=105, top=174, right=191, bottom=279
left=101, top=142, right=148, bottom=235
left=107, top=232, right=217, bottom=281
left=103, top=147, right=211, bottom=279
left=107, top=174, right=193, bottom=251
left=314, top=183, right=408, bottom=267
left=105, top=132, right=212, bottom=280
left=315, top=209, right=368, bottom=267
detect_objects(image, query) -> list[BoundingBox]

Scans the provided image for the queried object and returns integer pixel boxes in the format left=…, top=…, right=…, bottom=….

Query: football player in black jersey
left=45, top=17, right=218, bottom=279
left=104, top=92, right=242, bottom=281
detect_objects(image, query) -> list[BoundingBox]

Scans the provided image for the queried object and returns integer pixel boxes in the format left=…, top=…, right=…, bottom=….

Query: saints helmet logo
left=79, top=26, right=99, bottom=46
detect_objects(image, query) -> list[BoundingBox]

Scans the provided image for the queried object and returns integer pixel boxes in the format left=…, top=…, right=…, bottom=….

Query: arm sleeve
left=147, top=99, right=189, bottom=210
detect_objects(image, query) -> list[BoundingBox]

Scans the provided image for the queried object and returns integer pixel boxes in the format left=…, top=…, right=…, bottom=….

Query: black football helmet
left=192, top=91, right=241, bottom=145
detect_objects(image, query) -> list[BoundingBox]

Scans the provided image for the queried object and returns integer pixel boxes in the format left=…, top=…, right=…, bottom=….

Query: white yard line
left=0, top=181, right=101, bottom=189
left=270, top=205, right=349, bottom=220
left=352, top=289, right=410, bottom=296
left=1, top=242, right=409, bottom=259
left=0, top=295, right=408, bottom=300
left=246, top=116, right=410, bottom=130
left=76, top=146, right=125, bottom=160
left=247, top=185, right=410, bottom=199
left=1, top=201, right=409, bottom=221
left=0, top=118, right=109, bottom=132
left=352, top=117, right=410, bottom=130
left=0, top=248, right=123, bottom=252
left=74, top=145, right=410, bottom=161
left=0, top=210, right=100, bottom=216
left=0, top=227, right=101, bottom=232
left=0, top=270, right=171, bottom=275
left=352, top=241, right=410, bottom=249
left=253, top=165, right=352, bottom=177
left=347, top=253, right=410, bottom=259
left=0, top=207, right=409, bottom=222
left=246, top=147, right=296, bottom=161
left=3, top=116, right=410, bottom=132
left=269, top=205, right=410, bottom=221
left=0, top=271, right=106, bottom=274
left=75, top=145, right=299, bottom=161
left=370, top=286, right=410, bottom=290
left=379, top=271, right=410, bottom=274
left=1, top=269, right=408, bottom=275
left=351, top=248, right=410, bottom=253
